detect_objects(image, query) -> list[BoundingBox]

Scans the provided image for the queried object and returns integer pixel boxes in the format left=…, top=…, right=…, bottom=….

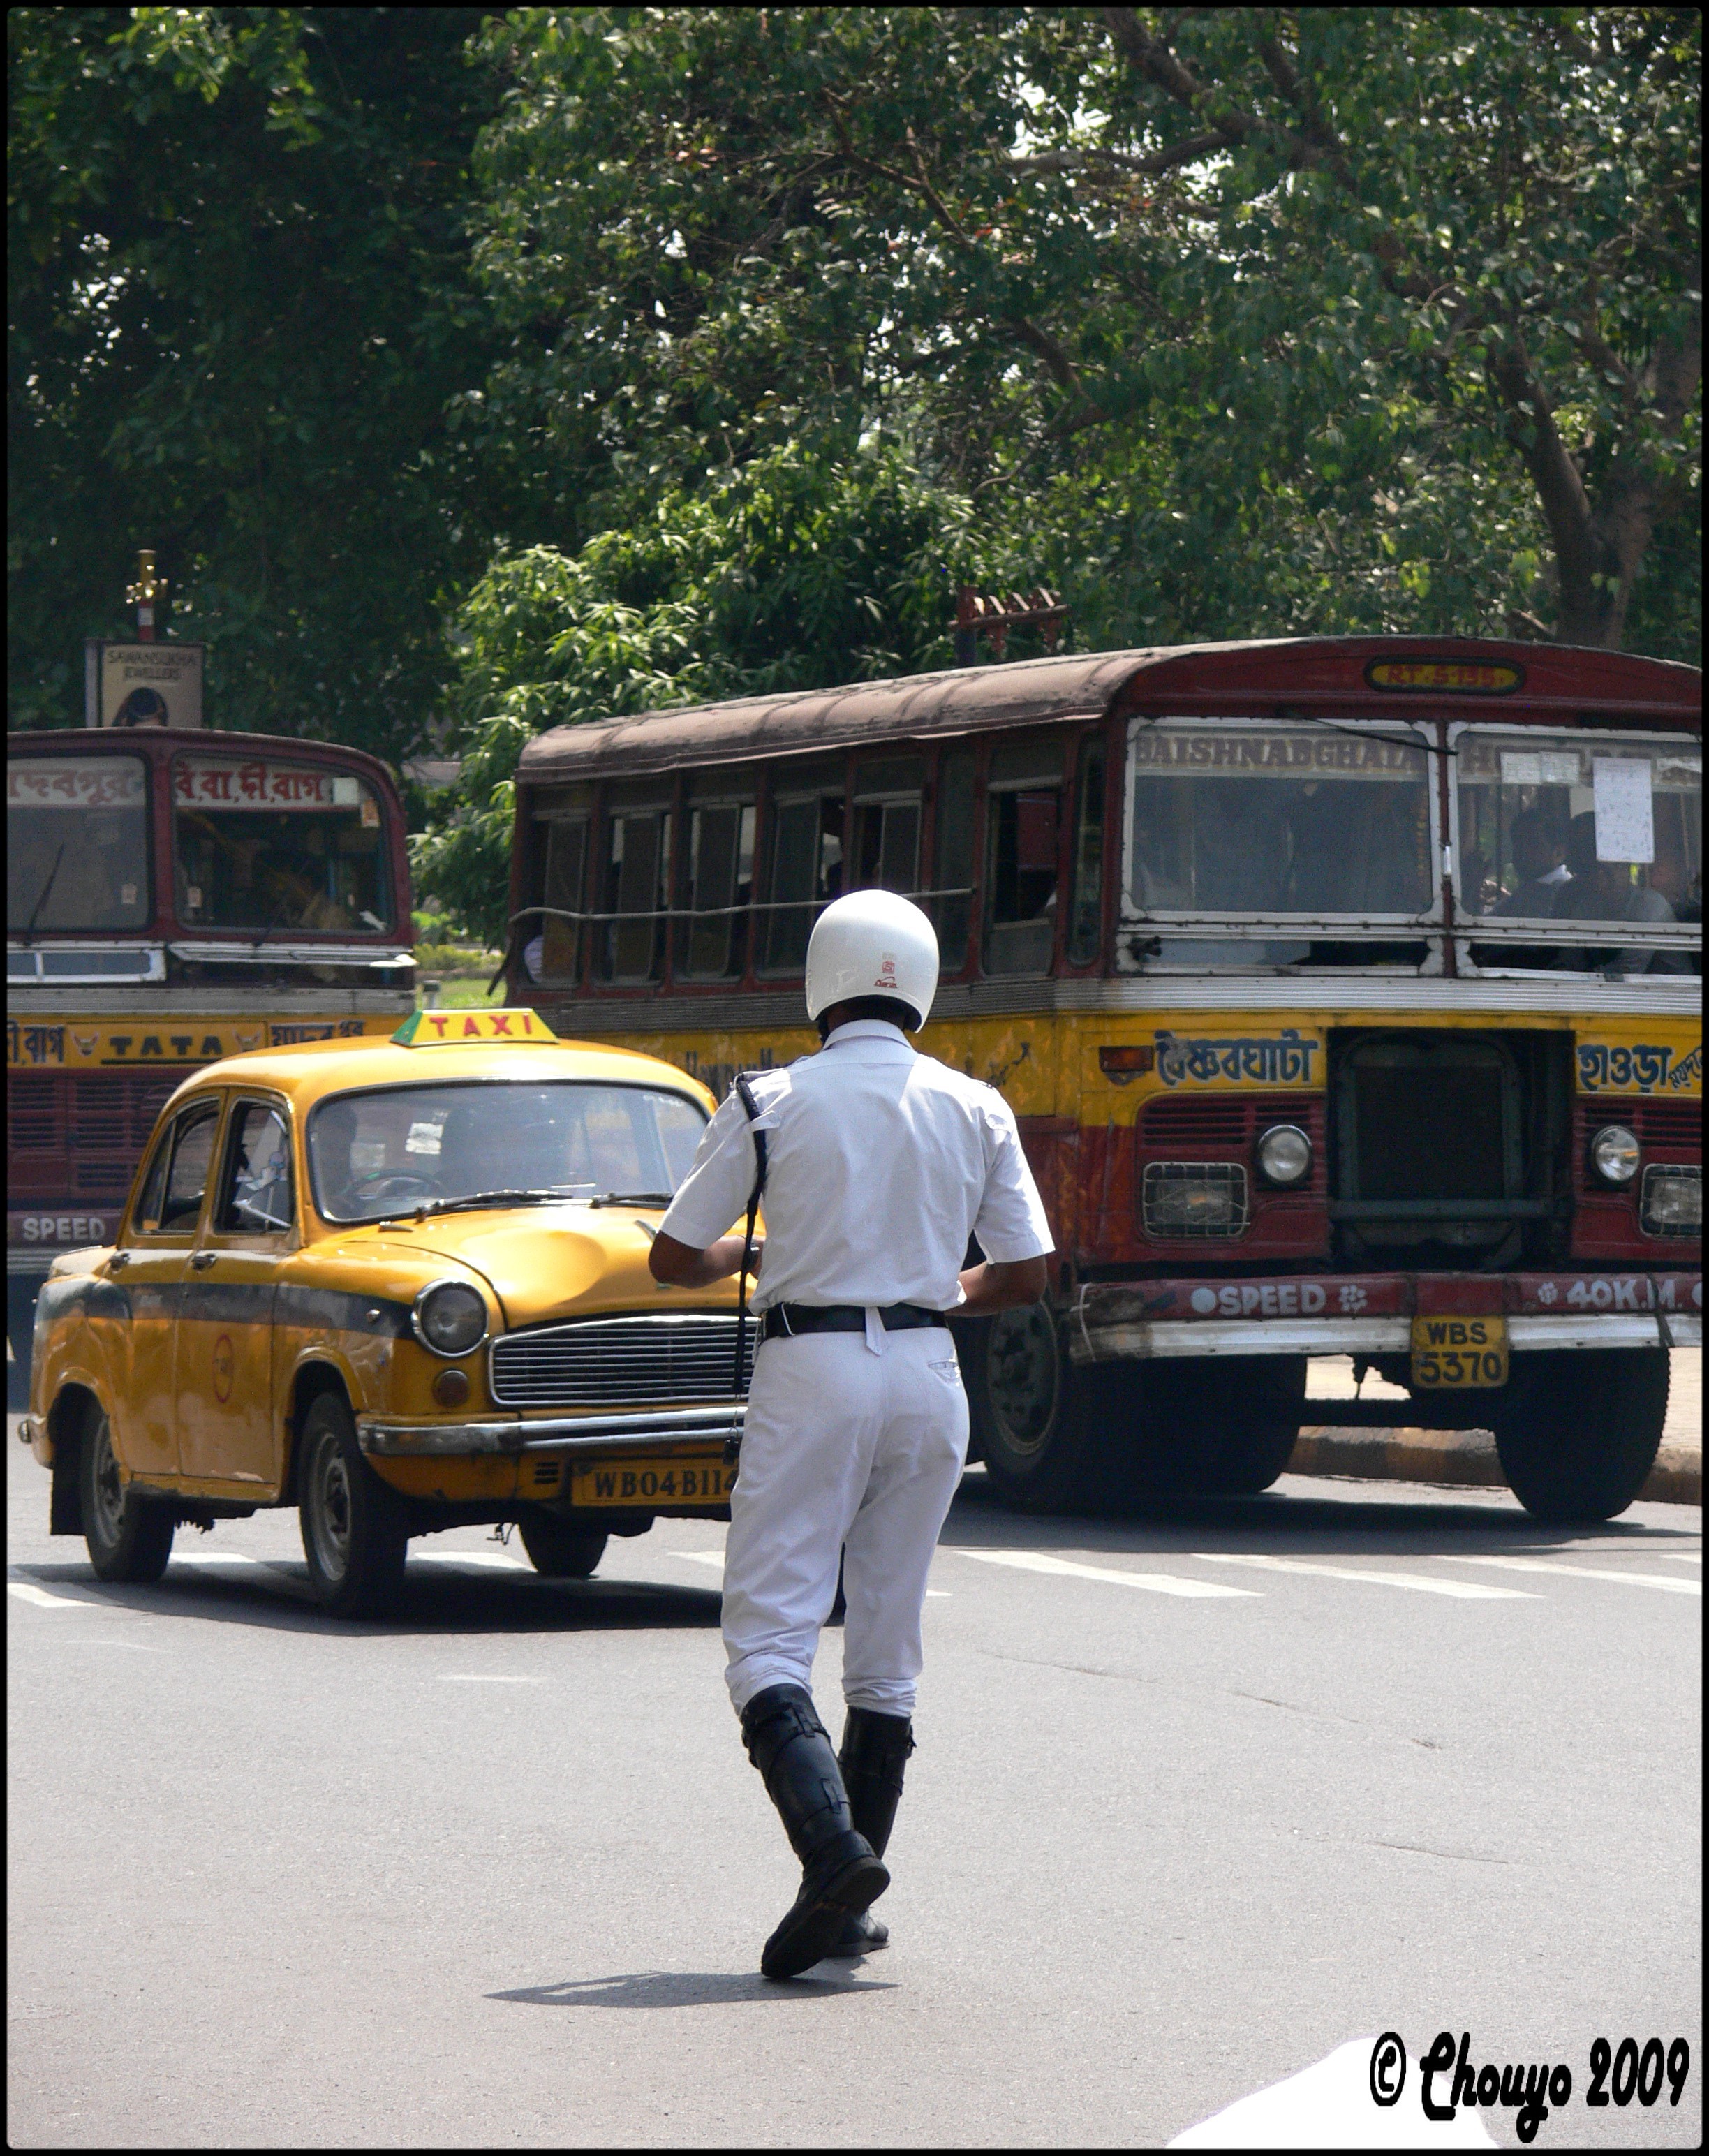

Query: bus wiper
left=21, top=843, right=66, bottom=939
left=589, top=1192, right=676, bottom=1209
left=413, top=1188, right=592, bottom=1218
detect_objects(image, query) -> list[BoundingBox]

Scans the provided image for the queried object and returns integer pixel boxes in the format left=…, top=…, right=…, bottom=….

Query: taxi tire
left=1493, top=1348, right=1669, bottom=1523
left=517, top=1515, right=608, bottom=1578
left=298, top=1395, right=409, bottom=1616
left=80, top=1405, right=176, bottom=1583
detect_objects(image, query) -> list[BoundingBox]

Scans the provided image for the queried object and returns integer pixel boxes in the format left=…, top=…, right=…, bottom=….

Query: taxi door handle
left=188, top=1251, right=219, bottom=1270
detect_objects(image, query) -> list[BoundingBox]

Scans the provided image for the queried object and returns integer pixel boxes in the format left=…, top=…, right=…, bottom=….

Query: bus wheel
left=970, top=1306, right=1104, bottom=1513
left=80, top=1404, right=176, bottom=1583
left=518, top=1514, right=608, bottom=1578
left=1493, top=1349, right=1669, bottom=1523
left=298, top=1394, right=409, bottom=1616
left=1108, top=1357, right=1305, bottom=1498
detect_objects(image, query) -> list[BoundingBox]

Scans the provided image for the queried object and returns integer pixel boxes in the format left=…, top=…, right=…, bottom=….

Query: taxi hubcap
left=91, top=1419, right=126, bottom=1543
left=309, top=1439, right=353, bottom=1579
left=987, top=1306, right=1059, bottom=1457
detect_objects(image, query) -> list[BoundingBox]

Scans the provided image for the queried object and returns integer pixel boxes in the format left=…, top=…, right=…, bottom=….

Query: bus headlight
left=1256, top=1124, right=1312, bottom=1186
left=1590, top=1125, right=1641, bottom=1186
left=412, top=1280, right=489, bottom=1357
left=1641, top=1166, right=1701, bottom=1237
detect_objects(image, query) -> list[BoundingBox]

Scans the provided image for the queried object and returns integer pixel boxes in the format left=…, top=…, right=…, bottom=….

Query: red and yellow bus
left=498, top=637, right=1701, bottom=1522
left=8, top=727, right=415, bottom=1370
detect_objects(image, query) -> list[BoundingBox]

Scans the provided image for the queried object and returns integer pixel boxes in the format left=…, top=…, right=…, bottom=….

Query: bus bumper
left=1069, top=1271, right=1702, bottom=1363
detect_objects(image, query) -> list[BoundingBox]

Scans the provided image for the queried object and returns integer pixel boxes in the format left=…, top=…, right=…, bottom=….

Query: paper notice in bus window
left=1592, top=758, right=1654, bottom=863
left=1501, top=751, right=1579, bottom=788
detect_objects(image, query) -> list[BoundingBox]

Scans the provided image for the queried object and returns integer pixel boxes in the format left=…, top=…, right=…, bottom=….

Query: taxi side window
left=216, top=1102, right=294, bottom=1234
left=137, top=1103, right=222, bottom=1234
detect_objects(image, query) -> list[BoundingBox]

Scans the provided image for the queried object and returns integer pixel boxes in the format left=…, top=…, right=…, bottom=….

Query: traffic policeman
left=650, top=889, right=1053, bottom=1979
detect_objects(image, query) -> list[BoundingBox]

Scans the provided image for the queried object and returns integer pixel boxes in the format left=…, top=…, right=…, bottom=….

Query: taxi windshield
left=307, top=1081, right=707, bottom=1223
left=173, top=753, right=393, bottom=936
left=1125, top=721, right=1434, bottom=917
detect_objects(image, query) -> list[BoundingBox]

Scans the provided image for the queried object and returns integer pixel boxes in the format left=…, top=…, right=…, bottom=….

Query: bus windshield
left=1125, top=721, right=1433, bottom=918
left=173, top=753, right=394, bottom=935
left=1456, top=731, right=1701, bottom=972
left=307, top=1081, right=706, bottom=1222
left=8, top=756, right=151, bottom=933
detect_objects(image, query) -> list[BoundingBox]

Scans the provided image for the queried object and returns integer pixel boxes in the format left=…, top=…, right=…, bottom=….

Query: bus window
left=173, top=754, right=393, bottom=934
left=540, top=815, right=589, bottom=982
left=762, top=760, right=844, bottom=973
left=933, top=747, right=977, bottom=972
left=680, top=775, right=755, bottom=980
left=984, top=740, right=1063, bottom=977
left=600, top=785, right=672, bottom=982
left=8, top=756, right=150, bottom=933
left=1068, top=734, right=1107, bottom=965
left=1125, top=721, right=1432, bottom=918
left=851, top=755, right=923, bottom=896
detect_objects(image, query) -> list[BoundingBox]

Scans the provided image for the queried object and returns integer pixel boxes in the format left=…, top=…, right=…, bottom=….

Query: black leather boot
left=826, top=1706, right=915, bottom=1956
left=740, top=1684, right=889, bottom=1979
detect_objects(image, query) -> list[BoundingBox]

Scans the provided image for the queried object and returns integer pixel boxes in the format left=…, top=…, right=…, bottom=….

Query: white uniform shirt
left=660, top=1019, right=1054, bottom=1311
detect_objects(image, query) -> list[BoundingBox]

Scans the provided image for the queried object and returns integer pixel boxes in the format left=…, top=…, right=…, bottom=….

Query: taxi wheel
left=80, top=1405, right=175, bottom=1583
left=298, top=1395, right=409, bottom=1616
left=1493, top=1349, right=1669, bottom=1522
left=517, top=1515, right=609, bottom=1578
left=969, top=1307, right=1107, bottom=1514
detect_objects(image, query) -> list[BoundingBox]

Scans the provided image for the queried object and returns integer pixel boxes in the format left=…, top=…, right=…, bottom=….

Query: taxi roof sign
left=391, top=1008, right=559, bottom=1047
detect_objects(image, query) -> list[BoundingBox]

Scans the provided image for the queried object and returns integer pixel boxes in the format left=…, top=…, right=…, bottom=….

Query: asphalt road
left=7, top=1401, right=1701, bottom=2150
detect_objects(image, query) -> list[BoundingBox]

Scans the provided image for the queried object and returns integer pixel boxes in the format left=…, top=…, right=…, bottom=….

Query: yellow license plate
left=569, top=1452, right=735, bottom=1508
left=1410, top=1315, right=1509, bottom=1389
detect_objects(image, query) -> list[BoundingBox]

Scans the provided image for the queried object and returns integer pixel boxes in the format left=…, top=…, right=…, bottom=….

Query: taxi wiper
left=413, top=1188, right=591, bottom=1218
left=589, top=1191, right=675, bottom=1209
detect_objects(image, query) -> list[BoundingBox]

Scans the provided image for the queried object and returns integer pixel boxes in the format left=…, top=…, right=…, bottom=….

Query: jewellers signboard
left=84, top=640, right=205, bottom=729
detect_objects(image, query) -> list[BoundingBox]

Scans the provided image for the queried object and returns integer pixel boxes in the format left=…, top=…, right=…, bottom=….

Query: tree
left=8, top=6, right=505, bottom=753
left=468, top=6, right=1699, bottom=655
left=414, top=441, right=1042, bottom=943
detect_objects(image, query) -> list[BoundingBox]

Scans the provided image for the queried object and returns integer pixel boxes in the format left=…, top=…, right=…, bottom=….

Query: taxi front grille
left=489, top=1315, right=751, bottom=1408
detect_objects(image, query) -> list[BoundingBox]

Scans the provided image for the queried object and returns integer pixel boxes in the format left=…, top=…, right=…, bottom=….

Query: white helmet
left=804, top=889, right=940, bottom=1030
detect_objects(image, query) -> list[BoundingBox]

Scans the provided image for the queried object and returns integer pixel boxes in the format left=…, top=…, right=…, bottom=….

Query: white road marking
left=1654, top=1551, right=1701, bottom=1564
left=672, top=1551, right=725, bottom=1569
left=1445, top=1555, right=1701, bottom=1594
left=956, top=1549, right=1259, bottom=1598
left=410, top=1550, right=531, bottom=1569
left=1192, top=1553, right=1536, bottom=1600
left=170, top=1551, right=262, bottom=1565
left=1169, top=2035, right=1495, bottom=2147
left=436, top=1674, right=542, bottom=1684
left=9, top=1581, right=98, bottom=1609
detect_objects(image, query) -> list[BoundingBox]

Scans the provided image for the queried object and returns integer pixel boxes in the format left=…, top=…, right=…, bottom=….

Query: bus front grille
left=489, top=1315, right=752, bottom=1408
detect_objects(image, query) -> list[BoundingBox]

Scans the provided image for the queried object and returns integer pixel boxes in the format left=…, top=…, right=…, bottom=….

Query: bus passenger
left=1490, top=808, right=1572, bottom=917
left=1554, top=811, right=1685, bottom=973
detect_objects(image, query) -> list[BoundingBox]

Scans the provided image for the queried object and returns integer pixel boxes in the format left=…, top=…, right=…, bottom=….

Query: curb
left=1290, top=1428, right=1702, bottom=1507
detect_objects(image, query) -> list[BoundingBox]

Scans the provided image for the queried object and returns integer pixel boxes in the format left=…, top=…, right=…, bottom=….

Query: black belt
left=759, top=1302, right=951, bottom=1343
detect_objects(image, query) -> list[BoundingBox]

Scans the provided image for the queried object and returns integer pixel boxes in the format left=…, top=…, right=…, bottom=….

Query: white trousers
left=722, top=1327, right=969, bottom=1718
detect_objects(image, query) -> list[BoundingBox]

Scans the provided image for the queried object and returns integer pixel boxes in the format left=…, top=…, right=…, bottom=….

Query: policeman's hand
left=957, top=1255, right=1049, bottom=1315
left=649, top=1230, right=755, bottom=1288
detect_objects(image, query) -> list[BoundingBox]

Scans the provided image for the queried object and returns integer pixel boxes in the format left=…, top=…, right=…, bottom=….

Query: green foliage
left=413, top=441, right=1039, bottom=941
left=8, top=4, right=504, bottom=752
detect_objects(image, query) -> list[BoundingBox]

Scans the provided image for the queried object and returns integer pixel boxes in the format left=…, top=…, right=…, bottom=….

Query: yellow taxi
left=21, top=1011, right=747, bottom=1615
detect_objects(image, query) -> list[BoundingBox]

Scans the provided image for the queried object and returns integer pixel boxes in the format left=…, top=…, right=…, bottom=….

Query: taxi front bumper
left=355, top=1403, right=745, bottom=1458
left=1070, top=1270, right=1702, bottom=1363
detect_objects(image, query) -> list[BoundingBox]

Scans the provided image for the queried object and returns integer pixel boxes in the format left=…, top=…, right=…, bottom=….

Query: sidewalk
left=1292, top=1348, right=1701, bottom=1505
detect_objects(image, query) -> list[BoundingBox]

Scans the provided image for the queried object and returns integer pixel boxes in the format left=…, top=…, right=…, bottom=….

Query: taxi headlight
left=1256, top=1124, right=1312, bottom=1186
left=1590, top=1125, right=1641, bottom=1186
left=412, top=1280, right=488, bottom=1357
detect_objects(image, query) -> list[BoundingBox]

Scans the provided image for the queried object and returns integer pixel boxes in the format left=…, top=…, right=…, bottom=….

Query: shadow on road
left=943, top=1461, right=1700, bottom=1558
left=8, top=1560, right=725, bottom=1639
left=490, top=1970, right=894, bottom=2008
